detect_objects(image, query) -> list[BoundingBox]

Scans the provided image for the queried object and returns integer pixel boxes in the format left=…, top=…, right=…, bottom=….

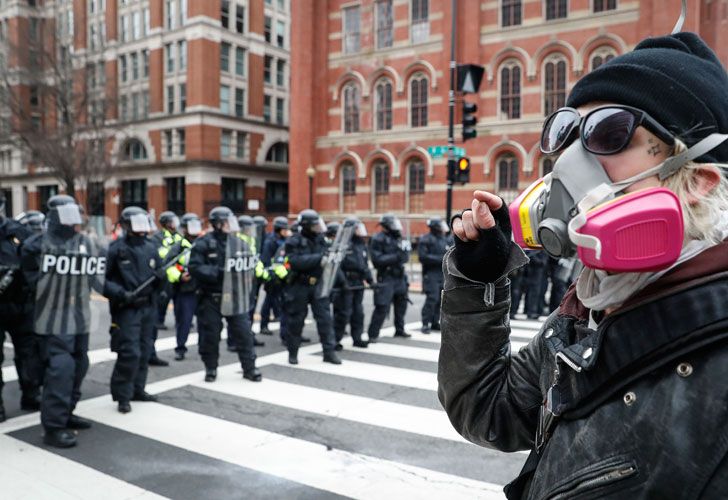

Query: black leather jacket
left=438, top=244, right=728, bottom=499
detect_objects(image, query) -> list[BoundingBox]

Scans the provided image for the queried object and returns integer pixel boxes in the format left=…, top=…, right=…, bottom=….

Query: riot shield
left=34, top=232, right=106, bottom=336
left=221, top=226, right=257, bottom=317
left=317, top=223, right=354, bottom=299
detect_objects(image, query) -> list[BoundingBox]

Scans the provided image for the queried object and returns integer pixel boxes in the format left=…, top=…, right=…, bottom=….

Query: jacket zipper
left=548, top=465, right=636, bottom=500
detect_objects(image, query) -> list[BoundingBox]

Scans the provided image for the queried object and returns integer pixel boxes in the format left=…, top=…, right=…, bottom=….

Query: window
left=264, top=55, right=272, bottom=83
left=373, top=162, right=390, bottom=212
left=502, top=0, right=522, bottom=27
left=408, top=160, right=425, bottom=213
left=143, top=90, right=149, bottom=118
left=265, top=182, right=288, bottom=213
left=221, top=0, right=230, bottom=28
left=343, top=84, right=360, bottom=133
left=263, top=95, right=271, bottom=122
left=180, top=0, right=187, bottom=25
left=131, top=53, right=139, bottom=80
left=545, top=0, right=567, bottom=20
left=235, top=132, right=246, bottom=159
left=143, top=8, right=150, bottom=35
left=166, top=0, right=176, bottom=29
left=235, top=47, right=245, bottom=76
left=235, top=88, right=244, bottom=117
left=166, top=85, right=175, bottom=113
left=541, top=157, right=554, bottom=176
left=221, top=130, right=232, bottom=157
left=590, top=49, right=615, bottom=70
left=120, top=55, right=127, bottom=82
left=132, top=93, right=139, bottom=120
left=39, top=185, right=59, bottom=214
left=164, top=130, right=173, bottom=157
left=88, top=182, right=105, bottom=217
left=178, top=128, right=186, bottom=156
left=132, top=11, right=141, bottom=39
left=264, top=16, right=272, bottom=43
left=410, top=75, right=428, bottom=127
left=178, top=40, right=187, bottom=71
left=543, top=58, right=567, bottom=115
left=376, top=0, right=394, bottom=49
left=276, top=97, right=284, bottom=125
left=221, top=177, right=245, bottom=213
left=143, top=49, right=149, bottom=77
left=119, top=15, right=128, bottom=42
left=236, top=5, right=245, bottom=33
left=120, top=95, right=128, bottom=121
left=166, top=43, right=175, bottom=73
left=276, top=20, right=285, bottom=47
left=343, top=6, right=360, bottom=54
left=497, top=154, right=519, bottom=202
left=123, top=140, right=148, bottom=162
left=375, top=80, right=393, bottom=130
left=265, top=143, right=288, bottom=163
left=220, top=85, right=230, bottom=114
left=276, top=59, right=285, bottom=86
left=342, top=163, right=357, bottom=212
left=411, top=0, right=429, bottom=43
left=121, top=179, right=147, bottom=210
left=593, top=0, right=616, bottom=12
left=221, top=42, right=231, bottom=72
left=179, top=83, right=186, bottom=112
left=500, top=63, right=521, bottom=119
left=166, top=177, right=185, bottom=215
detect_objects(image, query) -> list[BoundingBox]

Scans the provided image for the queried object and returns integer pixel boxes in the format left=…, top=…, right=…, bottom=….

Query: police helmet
left=325, top=221, right=340, bottom=239
left=159, top=211, right=178, bottom=229
left=379, top=213, right=403, bottom=235
left=237, top=215, right=255, bottom=227
left=209, top=206, right=237, bottom=233
left=427, top=217, right=447, bottom=234
left=16, top=210, right=45, bottom=233
left=345, top=216, right=367, bottom=238
left=120, top=206, right=151, bottom=234
left=297, top=209, right=326, bottom=235
left=47, top=194, right=83, bottom=231
left=273, top=216, right=289, bottom=231
left=253, top=215, right=268, bottom=229
left=180, top=212, right=202, bottom=236
left=180, top=212, right=200, bottom=226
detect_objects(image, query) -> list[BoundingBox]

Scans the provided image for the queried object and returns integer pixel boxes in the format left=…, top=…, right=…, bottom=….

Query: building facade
left=0, top=0, right=291, bottom=228
left=290, top=0, right=728, bottom=234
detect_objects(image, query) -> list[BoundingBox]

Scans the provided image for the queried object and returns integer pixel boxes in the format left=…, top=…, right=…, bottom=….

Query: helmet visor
left=314, top=218, right=327, bottom=234
left=226, top=215, right=240, bottom=234
left=390, top=218, right=403, bottom=233
left=355, top=222, right=367, bottom=237
left=57, top=204, right=83, bottom=226
left=186, top=219, right=202, bottom=236
left=129, top=213, right=152, bottom=233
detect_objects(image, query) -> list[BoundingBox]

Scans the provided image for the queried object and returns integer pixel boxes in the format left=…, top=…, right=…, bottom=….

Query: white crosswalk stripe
left=1, top=317, right=544, bottom=499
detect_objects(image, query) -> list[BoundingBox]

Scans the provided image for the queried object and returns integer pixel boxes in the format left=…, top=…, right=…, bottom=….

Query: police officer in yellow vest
left=237, top=215, right=269, bottom=348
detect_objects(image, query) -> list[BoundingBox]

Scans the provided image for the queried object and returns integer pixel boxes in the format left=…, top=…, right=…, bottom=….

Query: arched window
left=500, top=61, right=521, bottom=119
left=410, top=74, right=428, bottom=127
left=265, top=142, right=288, bottom=163
left=541, top=157, right=554, bottom=176
left=375, top=79, right=393, bottom=131
left=341, top=162, right=357, bottom=212
left=590, top=47, right=617, bottom=70
left=543, top=57, right=567, bottom=116
left=408, top=160, right=425, bottom=213
left=373, top=161, right=390, bottom=212
left=545, top=0, right=568, bottom=20
left=343, top=83, right=360, bottom=133
left=502, top=0, right=522, bottom=27
left=497, top=153, right=519, bottom=203
left=122, top=139, right=148, bottom=161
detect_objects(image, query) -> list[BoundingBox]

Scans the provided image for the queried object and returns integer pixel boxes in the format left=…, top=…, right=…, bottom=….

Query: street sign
left=428, top=145, right=465, bottom=158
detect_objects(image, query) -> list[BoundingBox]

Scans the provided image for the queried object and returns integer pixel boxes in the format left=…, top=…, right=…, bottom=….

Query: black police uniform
left=367, top=231, right=410, bottom=340
left=104, top=233, right=161, bottom=405
left=333, top=235, right=372, bottom=346
left=417, top=231, right=449, bottom=330
left=260, top=233, right=286, bottom=333
left=0, top=218, right=40, bottom=419
left=188, top=230, right=257, bottom=375
left=283, top=231, right=337, bottom=356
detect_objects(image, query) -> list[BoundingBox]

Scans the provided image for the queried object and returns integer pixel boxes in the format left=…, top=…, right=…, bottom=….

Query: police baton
left=330, top=283, right=382, bottom=293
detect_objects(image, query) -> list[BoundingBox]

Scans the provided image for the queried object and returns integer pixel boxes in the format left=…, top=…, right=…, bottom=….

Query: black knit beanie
left=567, top=32, right=728, bottom=164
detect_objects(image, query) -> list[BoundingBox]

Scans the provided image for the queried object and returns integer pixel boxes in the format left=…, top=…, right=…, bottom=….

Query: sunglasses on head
left=540, top=105, right=675, bottom=156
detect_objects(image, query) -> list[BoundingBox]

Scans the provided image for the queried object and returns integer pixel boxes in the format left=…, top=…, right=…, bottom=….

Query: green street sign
left=428, top=145, right=465, bottom=158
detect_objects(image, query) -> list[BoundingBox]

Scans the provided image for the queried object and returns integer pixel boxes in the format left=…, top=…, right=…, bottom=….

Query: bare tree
left=0, top=2, right=118, bottom=209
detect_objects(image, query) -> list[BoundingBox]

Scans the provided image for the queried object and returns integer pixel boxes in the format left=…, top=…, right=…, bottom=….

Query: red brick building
left=0, top=0, right=291, bottom=229
left=290, top=0, right=728, bottom=235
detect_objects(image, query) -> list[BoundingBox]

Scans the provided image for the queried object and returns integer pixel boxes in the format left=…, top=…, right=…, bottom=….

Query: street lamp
left=306, top=166, right=316, bottom=209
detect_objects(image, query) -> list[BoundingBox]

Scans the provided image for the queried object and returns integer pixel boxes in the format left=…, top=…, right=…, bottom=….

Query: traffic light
left=455, top=156, right=471, bottom=184
left=462, top=101, right=478, bottom=142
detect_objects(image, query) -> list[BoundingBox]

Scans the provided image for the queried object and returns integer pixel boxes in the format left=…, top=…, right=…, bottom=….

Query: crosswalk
left=1, top=316, right=545, bottom=500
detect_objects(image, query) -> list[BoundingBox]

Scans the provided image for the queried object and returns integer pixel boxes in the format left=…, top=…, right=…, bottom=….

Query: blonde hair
left=661, top=139, right=728, bottom=245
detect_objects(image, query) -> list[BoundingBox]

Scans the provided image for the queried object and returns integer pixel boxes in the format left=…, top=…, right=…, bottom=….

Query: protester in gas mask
left=438, top=32, right=728, bottom=498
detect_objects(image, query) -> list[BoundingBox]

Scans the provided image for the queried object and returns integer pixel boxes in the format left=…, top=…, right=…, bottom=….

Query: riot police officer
left=152, top=211, right=181, bottom=330
left=333, top=217, right=372, bottom=349
left=104, top=207, right=162, bottom=414
left=0, top=192, right=40, bottom=423
left=166, top=213, right=201, bottom=361
left=188, top=207, right=262, bottom=383
left=284, top=210, right=341, bottom=365
left=16, top=210, right=45, bottom=234
left=21, top=195, right=102, bottom=447
left=249, top=215, right=269, bottom=323
left=259, top=216, right=290, bottom=336
left=237, top=215, right=267, bottom=348
left=367, top=214, right=411, bottom=341
left=418, top=217, right=449, bottom=333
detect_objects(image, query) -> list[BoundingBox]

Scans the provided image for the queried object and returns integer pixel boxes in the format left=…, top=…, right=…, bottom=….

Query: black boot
left=20, top=394, right=41, bottom=411
left=43, top=429, right=77, bottom=448
left=0, top=399, right=5, bottom=423
left=300, top=336, right=311, bottom=343
left=243, top=368, right=262, bottom=382
left=334, top=342, right=343, bottom=351
left=393, top=331, right=412, bottom=338
left=148, top=357, right=169, bottom=367
left=259, top=327, right=273, bottom=336
left=174, top=351, right=185, bottom=361
left=323, top=351, right=342, bottom=365
left=204, top=368, right=217, bottom=382
left=352, top=340, right=369, bottom=348
left=253, top=337, right=265, bottom=347
left=431, top=322, right=441, bottom=331
left=118, top=401, right=131, bottom=413
left=421, top=323, right=431, bottom=334
left=67, top=414, right=93, bottom=430
left=132, top=391, right=158, bottom=402
left=288, top=349, right=298, bottom=365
